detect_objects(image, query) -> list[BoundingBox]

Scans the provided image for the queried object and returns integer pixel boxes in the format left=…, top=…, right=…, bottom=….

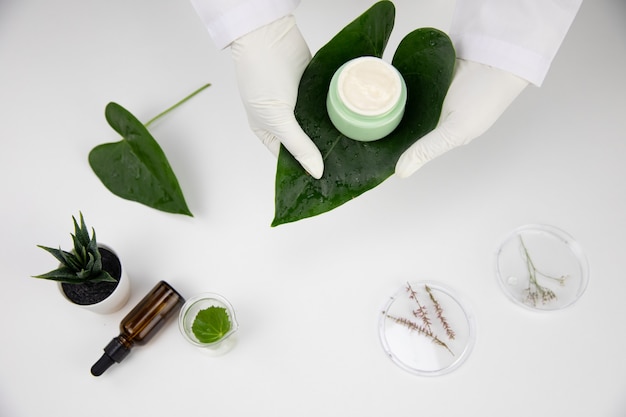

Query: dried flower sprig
left=406, top=283, right=432, bottom=332
left=519, top=237, right=569, bottom=306
left=386, top=283, right=456, bottom=356
left=386, top=314, right=454, bottom=356
left=425, top=285, right=455, bottom=340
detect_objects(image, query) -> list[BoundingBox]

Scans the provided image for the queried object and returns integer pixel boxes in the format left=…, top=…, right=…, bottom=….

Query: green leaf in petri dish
left=192, top=306, right=232, bottom=344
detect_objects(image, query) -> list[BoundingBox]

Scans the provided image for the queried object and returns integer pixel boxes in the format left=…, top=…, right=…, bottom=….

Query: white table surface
left=1, top=1, right=625, bottom=416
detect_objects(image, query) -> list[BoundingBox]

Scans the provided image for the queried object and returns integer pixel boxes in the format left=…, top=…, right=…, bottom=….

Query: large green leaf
left=272, top=1, right=455, bottom=226
left=89, top=102, right=192, bottom=216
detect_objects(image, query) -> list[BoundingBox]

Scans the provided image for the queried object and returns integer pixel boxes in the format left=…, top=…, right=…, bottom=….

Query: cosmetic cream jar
left=326, top=56, right=407, bottom=142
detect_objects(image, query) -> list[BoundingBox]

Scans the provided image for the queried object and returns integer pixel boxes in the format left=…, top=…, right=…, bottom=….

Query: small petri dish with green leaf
left=178, top=293, right=239, bottom=354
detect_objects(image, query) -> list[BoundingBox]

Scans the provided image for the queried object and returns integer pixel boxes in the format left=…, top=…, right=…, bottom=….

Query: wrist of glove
left=231, top=16, right=324, bottom=179
left=395, top=59, right=529, bottom=178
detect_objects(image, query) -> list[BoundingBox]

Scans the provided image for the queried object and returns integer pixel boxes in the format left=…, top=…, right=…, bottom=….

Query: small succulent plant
left=33, top=213, right=117, bottom=284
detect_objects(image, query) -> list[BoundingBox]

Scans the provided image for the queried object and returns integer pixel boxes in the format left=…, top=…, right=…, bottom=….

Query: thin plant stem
left=144, top=83, right=211, bottom=128
left=519, top=236, right=567, bottom=305
left=386, top=315, right=454, bottom=356
left=425, top=285, right=455, bottom=340
left=387, top=282, right=456, bottom=356
left=406, top=282, right=432, bottom=333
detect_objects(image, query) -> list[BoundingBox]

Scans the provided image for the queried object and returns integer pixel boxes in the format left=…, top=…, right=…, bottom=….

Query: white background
left=1, top=0, right=625, bottom=416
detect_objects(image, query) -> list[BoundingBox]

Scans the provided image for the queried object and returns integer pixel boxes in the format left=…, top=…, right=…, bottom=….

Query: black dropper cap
left=91, top=337, right=131, bottom=377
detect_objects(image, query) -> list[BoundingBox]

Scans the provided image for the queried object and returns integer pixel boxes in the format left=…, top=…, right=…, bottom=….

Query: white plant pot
left=57, top=244, right=130, bottom=314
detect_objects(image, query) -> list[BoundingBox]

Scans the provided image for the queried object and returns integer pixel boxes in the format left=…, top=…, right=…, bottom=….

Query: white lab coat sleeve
left=450, top=0, right=582, bottom=86
left=189, top=0, right=300, bottom=49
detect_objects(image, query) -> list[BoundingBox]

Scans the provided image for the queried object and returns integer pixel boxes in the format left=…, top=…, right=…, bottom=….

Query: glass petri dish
left=178, top=293, right=239, bottom=354
left=379, top=281, right=475, bottom=376
left=495, top=224, right=589, bottom=311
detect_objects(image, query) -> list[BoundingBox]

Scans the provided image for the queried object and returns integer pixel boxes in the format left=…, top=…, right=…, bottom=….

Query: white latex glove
left=395, top=59, right=529, bottom=178
left=231, top=15, right=324, bottom=179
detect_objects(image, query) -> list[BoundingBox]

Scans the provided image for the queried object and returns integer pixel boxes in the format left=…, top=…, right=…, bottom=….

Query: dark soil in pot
left=61, top=247, right=122, bottom=305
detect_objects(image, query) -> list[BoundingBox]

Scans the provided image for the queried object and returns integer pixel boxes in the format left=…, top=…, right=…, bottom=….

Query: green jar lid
left=326, top=56, right=407, bottom=142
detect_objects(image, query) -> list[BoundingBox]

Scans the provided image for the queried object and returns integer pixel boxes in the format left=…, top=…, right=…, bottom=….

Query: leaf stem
left=144, top=83, right=211, bottom=128
left=322, top=133, right=344, bottom=161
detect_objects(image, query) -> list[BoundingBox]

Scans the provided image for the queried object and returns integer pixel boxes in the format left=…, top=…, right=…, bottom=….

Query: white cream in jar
left=326, top=56, right=407, bottom=141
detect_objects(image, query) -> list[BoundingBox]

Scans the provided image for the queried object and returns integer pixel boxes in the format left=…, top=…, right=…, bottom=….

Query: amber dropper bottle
left=91, top=280, right=184, bottom=376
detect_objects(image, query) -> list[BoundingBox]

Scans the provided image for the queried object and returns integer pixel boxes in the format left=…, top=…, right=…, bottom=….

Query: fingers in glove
left=254, top=118, right=324, bottom=179
left=395, top=60, right=528, bottom=178
left=395, top=125, right=460, bottom=178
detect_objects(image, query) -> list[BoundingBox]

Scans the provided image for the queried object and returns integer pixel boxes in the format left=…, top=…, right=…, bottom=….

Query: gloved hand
left=231, top=15, right=324, bottom=179
left=395, top=59, right=529, bottom=178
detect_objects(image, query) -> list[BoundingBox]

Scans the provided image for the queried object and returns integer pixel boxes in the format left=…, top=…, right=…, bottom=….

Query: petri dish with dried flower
left=379, top=281, right=475, bottom=376
left=495, top=224, right=589, bottom=311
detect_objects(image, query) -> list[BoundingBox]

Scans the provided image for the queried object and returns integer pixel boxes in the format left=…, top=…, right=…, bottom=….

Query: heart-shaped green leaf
left=272, top=1, right=455, bottom=226
left=192, top=306, right=232, bottom=344
left=89, top=102, right=192, bottom=216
